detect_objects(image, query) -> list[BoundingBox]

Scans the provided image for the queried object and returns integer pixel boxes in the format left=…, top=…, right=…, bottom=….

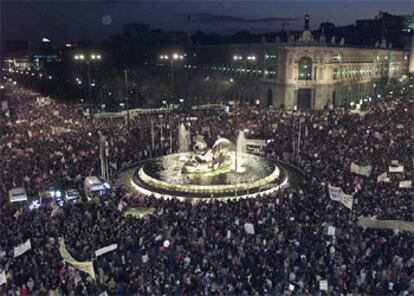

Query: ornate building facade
left=193, top=16, right=411, bottom=109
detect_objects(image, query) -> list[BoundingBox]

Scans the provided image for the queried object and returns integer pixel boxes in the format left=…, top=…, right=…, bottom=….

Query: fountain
left=114, top=128, right=291, bottom=200
left=178, top=123, right=189, bottom=153
left=235, top=131, right=246, bottom=173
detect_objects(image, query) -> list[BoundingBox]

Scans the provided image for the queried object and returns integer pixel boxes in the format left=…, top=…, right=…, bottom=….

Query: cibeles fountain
left=121, top=126, right=289, bottom=201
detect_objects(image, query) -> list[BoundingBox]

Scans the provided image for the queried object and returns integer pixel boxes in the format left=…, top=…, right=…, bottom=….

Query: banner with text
left=350, top=163, right=372, bottom=177
left=377, top=172, right=390, bottom=183
left=0, top=270, right=6, bottom=286
left=13, top=239, right=31, bottom=258
left=59, top=238, right=96, bottom=280
left=389, top=165, right=404, bottom=173
left=328, top=185, right=353, bottom=210
left=95, top=244, right=118, bottom=258
left=358, top=217, right=414, bottom=232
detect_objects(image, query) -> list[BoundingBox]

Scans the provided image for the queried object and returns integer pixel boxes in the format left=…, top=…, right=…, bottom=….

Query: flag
left=399, top=181, right=412, bottom=188
left=350, top=163, right=372, bottom=177
left=59, top=238, right=95, bottom=281
left=0, top=270, right=6, bottom=286
left=95, top=244, right=118, bottom=257
left=14, top=239, right=31, bottom=258
left=377, top=172, right=390, bottom=183
left=389, top=165, right=404, bottom=173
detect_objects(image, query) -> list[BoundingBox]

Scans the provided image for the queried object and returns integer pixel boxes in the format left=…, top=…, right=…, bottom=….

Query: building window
left=265, top=53, right=277, bottom=59
left=298, top=57, right=312, bottom=80
left=266, top=67, right=276, bottom=79
left=333, top=68, right=338, bottom=80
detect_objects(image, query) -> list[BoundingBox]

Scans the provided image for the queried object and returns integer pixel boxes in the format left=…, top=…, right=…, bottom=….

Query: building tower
left=409, top=33, right=414, bottom=73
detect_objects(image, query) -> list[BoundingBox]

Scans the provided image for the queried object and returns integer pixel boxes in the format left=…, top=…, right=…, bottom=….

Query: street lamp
left=160, top=52, right=184, bottom=101
left=74, top=53, right=102, bottom=105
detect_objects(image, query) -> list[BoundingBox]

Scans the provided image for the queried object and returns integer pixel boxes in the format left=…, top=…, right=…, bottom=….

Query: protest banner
left=95, top=244, right=118, bottom=258
left=327, top=226, right=336, bottom=236
left=399, top=181, right=412, bottom=188
left=350, top=163, right=372, bottom=177
left=123, top=207, right=155, bottom=218
left=59, top=238, right=96, bottom=280
left=377, top=172, right=390, bottom=183
left=389, top=166, right=404, bottom=173
left=0, top=270, right=6, bottom=286
left=341, top=193, right=354, bottom=210
left=13, top=239, right=31, bottom=258
left=358, top=217, right=414, bottom=232
left=328, top=185, right=342, bottom=201
left=328, top=185, right=353, bottom=210
left=319, top=280, right=328, bottom=291
left=244, top=223, right=255, bottom=234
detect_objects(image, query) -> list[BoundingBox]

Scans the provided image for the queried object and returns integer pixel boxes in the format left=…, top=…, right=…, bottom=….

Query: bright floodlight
left=173, top=53, right=179, bottom=60
left=96, top=55, right=101, bottom=59
left=74, top=55, right=79, bottom=60
left=91, top=54, right=96, bottom=59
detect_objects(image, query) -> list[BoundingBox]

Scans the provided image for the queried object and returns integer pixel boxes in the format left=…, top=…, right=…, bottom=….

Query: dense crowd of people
left=0, top=81, right=413, bottom=295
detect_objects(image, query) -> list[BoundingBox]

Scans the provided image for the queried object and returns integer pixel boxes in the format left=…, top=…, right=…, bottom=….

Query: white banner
left=328, top=185, right=353, bottom=210
left=13, top=239, right=31, bottom=258
left=377, top=172, right=390, bottom=183
left=389, top=165, right=404, bottom=173
left=244, top=223, right=255, bottom=234
left=59, top=238, right=96, bottom=280
left=399, top=181, right=412, bottom=188
left=328, top=185, right=342, bottom=202
left=350, top=163, right=372, bottom=177
left=319, top=280, right=328, bottom=291
left=95, top=244, right=118, bottom=257
left=327, top=226, right=336, bottom=236
left=341, top=193, right=354, bottom=210
left=0, top=270, right=6, bottom=286
left=358, top=217, right=414, bottom=232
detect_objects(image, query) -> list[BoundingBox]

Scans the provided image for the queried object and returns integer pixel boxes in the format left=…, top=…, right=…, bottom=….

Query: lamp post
left=124, top=69, right=131, bottom=133
left=74, top=53, right=101, bottom=106
left=160, top=53, right=184, bottom=101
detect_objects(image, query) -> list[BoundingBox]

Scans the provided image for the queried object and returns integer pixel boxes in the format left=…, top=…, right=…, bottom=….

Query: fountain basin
left=128, top=152, right=287, bottom=199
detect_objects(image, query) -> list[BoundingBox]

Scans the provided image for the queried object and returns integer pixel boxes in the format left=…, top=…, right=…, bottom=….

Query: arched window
left=298, top=57, right=312, bottom=80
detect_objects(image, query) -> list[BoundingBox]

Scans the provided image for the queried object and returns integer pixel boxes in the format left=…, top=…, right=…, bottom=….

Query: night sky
left=1, top=1, right=413, bottom=48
